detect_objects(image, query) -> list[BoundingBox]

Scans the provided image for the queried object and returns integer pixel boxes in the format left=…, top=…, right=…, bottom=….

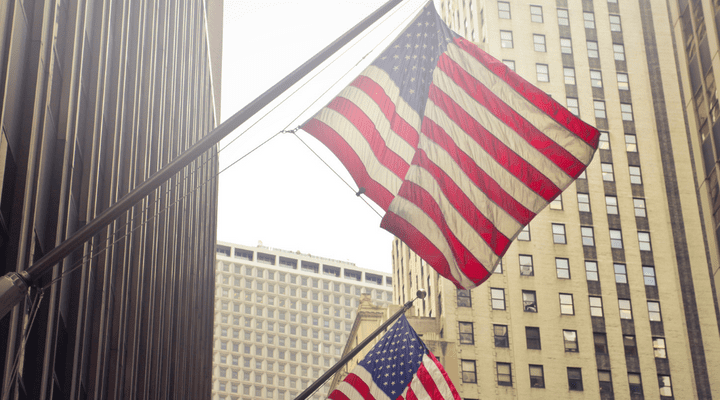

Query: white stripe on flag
left=418, top=135, right=525, bottom=235
left=337, top=85, right=416, bottom=163
left=313, top=107, right=404, bottom=194
left=403, top=165, right=503, bottom=262
left=423, top=100, right=547, bottom=214
left=361, top=66, right=422, bottom=130
left=432, top=67, right=573, bottom=189
left=421, top=354, right=456, bottom=399
left=335, top=366, right=392, bottom=400
left=387, top=196, right=480, bottom=289
left=445, top=43, right=595, bottom=164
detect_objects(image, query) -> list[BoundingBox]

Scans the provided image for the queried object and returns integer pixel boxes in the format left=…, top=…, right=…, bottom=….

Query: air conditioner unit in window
left=520, top=266, right=533, bottom=276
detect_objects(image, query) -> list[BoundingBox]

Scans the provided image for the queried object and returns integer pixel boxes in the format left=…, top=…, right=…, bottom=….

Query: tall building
left=0, top=1, right=222, bottom=399
left=212, top=242, right=393, bottom=400
left=390, top=0, right=720, bottom=399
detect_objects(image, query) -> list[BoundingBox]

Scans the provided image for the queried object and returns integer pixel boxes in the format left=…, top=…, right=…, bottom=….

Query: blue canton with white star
left=359, top=315, right=428, bottom=398
left=372, top=2, right=458, bottom=117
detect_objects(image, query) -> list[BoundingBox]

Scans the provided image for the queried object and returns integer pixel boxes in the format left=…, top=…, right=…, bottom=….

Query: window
left=608, top=14, right=622, bottom=31
left=564, top=67, right=576, bottom=85
left=498, top=1, right=511, bottom=19
left=589, top=296, right=604, bottom=317
left=648, top=301, right=662, bottom=321
left=625, top=134, right=637, bottom=152
left=491, top=288, right=506, bottom=310
left=560, top=294, right=574, bottom=314
left=577, top=193, right=591, bottom=212
left=529, top=365, right=545, bottom=388
left=583, top=12, right=595, bottom=29
left=598, top=370, right=613, bottom=396
left=610, top=229, right=623, bottom=249
left=619, top=299, right=633, bottom=319
left=457, top=289, right=472, bottom=307
left=613, top=44, right=626, bottom=61
left=459, top=322, right=474, bottom=344
left=530, top=5, right=543, bottom=22
left=526, top=327, right=541, bottom=349
left=601, top=163, right=614, bottom=181
left=629, top=373, right=643, bottom=395
left=637, top=231, right=652, bottom=251
left=643, top=266, right=656, bottom=286
left=503, top=59, right=516, bottom=71
left=630, top=199, right=646, bottom=219
left=501, top=30, right=513, bottom=48
left=585, top=261, right=599, bottom=281
left=594, top=100, right=607, bottom=119
left=587, top=41, right=599, bottom=58
left=581, top=226, right=595, bottom=246
left=497, top=363, right=513, bottom=386
left=617, top=72, right=630, bottom=90
left=536, top=63, right=549, bottom=82
left=566, top=98, right=579, bottom=116
left=624, top=335, right=638, bottom=357
left=603, top=195, right=618, bottom=215
left=563, top=330, right=578, bottom=352
left=522, top=290, right=537, bottom=312
left=557, top=9, right=569, bottom=26
left=554, top=258, right=570, bottom=279
left=494, top=324, right=509, bottom=347
left=462, top=360, right=477, bottom=383
left=598, top=131, right=610, bottom=149
left=568, top=368, right=583, bottom=391
left=552, top=223, right=567, bottom=244
left=629, top=166, right=642, bottom=184
left=614, top=263, right=628, bottom=283
left=518, top=225, right=531, bottom=241
left=534, top=34, right=546, bottom=52
left=653, top=337, right=667, bottom=358
left=659, top=375, right=673, bottom=397
left=494, top=259, right=503, bottom=274
left=557, top=38, right=573, bottom=55
left=550, top=194, right=563, bottom=209
left=594, top=332, right=608, bottom=354
left=621, top=103, right=634, bottom=120
left=591, top=70, right=603, bottom=88
left=519, top=254, right=534, bottom=276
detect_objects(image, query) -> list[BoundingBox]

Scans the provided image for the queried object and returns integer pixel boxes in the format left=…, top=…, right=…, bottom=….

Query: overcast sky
left=217, top=0, right=430, bottom=273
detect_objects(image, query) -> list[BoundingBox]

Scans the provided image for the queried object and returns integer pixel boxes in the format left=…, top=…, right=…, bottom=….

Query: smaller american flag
left=329, top=315, right=460, bottom=400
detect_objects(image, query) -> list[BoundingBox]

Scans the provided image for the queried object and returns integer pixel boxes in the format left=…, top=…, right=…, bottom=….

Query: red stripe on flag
left=454, top=37, right=600, bottom=149
left=416, top=362, right=443, bottom=399
left=327, top=97, right=411, bottom=179
left=328, top=389, right=351, bottom=400
left=383, top=182, right=494, bottom=285
left=341, top=372, right=375, bottom=400
left=436, top=53, right=587, bottom=178
left=413, top=149, right=512, bottom=256
left=428, top=85, right=561, bottom=202
left=302, top=119, right=395, bottom=210
left=381, top=211, right=468, bottom=288
left=351, top=75, right=420, bottom=147
left=405, top=389, right=418, bottom=400
left=427, top=353, right=462, bottom=400
left=422, top=117, right=535, bottom=225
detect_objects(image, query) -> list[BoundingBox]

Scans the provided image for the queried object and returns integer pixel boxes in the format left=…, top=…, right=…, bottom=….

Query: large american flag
left=302, top=1, right=599, bottom=289
left=329, top=315, right=460, bottom=400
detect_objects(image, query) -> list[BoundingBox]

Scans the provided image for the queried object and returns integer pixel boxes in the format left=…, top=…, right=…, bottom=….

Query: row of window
left=217, top=344, right=341, bottom=364
left=484, top=288, right=663, bottom=320
left=498, top=1, right=621, bottom=33
left=217, top=381, right=295, bottom=399
left=461, top=359, right=671, bottom=396
left=217, top=330, right=347, bottom=351
left=218, top=326, right=346, bottom=344
left=513, top=255, right=656, bottom=284
left=216, top=270, right=392, bottom=296
left=217, top=361, right=334, bottom=381
left=218, top=301, right=358, bottom=320
left=218, top=312, right=353, bottom=328
left=546, top=222, right=652, bottom=251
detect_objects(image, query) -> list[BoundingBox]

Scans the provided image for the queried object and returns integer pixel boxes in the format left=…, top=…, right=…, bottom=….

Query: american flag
left=328, top=315, right=460, bottom=400
left=302, top=1, right=599, bottom=289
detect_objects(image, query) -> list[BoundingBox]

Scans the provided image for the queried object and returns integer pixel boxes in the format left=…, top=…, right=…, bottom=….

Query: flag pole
left=294, top=289, right=427, bottom=400
left=0, top=0, right=407, bottom=320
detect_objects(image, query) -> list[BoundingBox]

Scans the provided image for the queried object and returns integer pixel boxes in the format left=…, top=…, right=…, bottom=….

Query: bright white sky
left=217, top=0, right=431, bottom=273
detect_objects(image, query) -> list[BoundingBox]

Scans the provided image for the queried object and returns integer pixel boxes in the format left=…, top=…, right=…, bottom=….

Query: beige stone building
left=212, top=242, right=393, bottom=400
left=394, top=0, right=720, bottom=399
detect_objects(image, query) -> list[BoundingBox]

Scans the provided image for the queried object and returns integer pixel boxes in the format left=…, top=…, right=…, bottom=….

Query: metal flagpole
left=0, top=0, right=407, bottom=320
left=294, top=289, right=427, bottom=400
